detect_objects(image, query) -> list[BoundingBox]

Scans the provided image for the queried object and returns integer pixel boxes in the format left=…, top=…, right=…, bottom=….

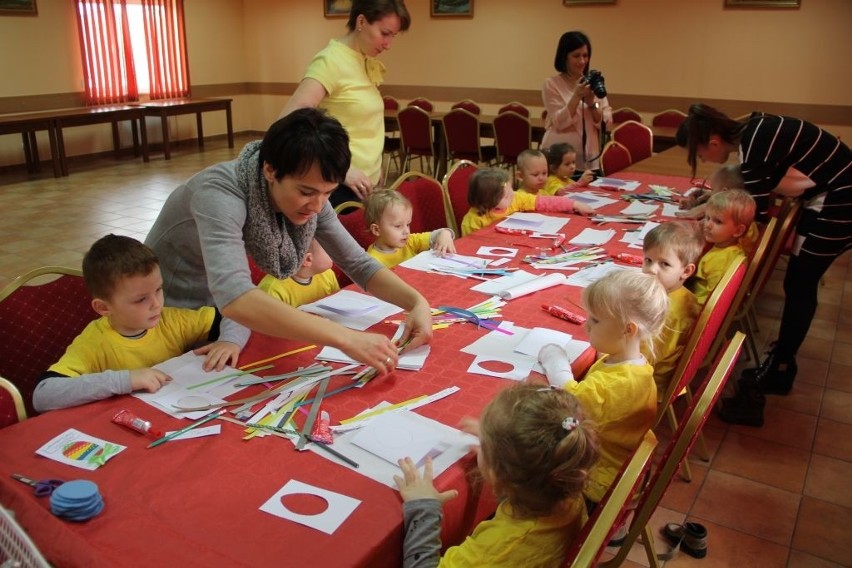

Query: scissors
left=11, top=474, right=64, bottom=497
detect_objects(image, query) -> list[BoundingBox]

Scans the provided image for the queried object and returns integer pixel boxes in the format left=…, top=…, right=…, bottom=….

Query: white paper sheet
left=35, top=429, right=126, bottom=471
left=620, top=221, right=661, bottom=247
left=497, top=212, right=569, bottom=235
left=300, top=290, right=402, bottom=330
left=165, top=424, right=221, bottom=441
left=569, top=228, right=616, bottom=246
left=589, top=177, right=642, bottom=192
left=661, top=203, right=681, bottom=217
left=470, top=270, right=538, bottom=295
left=563, top=191, right=620, bottom=208
left=467, top=353, right=536, bottom=381
left=350, top=411, right=444, bottom=466
left=620, top=201, right=658, bottom=216
left=316, top=344, right=431, bottom=371
left=398, top=250, right=489, bottom=274
left=514, top=327, right=574, bottom=357
left=260, top=479, right=360, bottom=535
left=497, top=273, right=567, bottom=300
left=564, top=263, right=641, bottom=288
left=476, top=246, right=518, bottom=258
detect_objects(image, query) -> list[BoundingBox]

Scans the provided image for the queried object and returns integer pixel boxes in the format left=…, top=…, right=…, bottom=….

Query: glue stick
left=112, top=409, right=163, bottom=438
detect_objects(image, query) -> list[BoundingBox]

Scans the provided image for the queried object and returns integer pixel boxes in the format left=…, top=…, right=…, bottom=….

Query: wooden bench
left=141, top=97, right=234, bottom=160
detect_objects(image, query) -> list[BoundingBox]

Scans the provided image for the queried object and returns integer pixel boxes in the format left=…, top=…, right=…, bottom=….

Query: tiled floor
left=1, top=138, right=850, bottom=567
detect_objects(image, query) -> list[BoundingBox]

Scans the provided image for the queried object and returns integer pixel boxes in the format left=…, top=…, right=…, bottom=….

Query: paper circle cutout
left=477, top=360, right=516, bottom=373
left=280, top=492, right=329, bottom=517
left=176, top=395, right=210, bottom=408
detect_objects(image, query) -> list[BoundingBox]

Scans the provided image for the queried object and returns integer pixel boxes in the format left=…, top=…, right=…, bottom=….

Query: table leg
left=131, top=119, right=140, bottom=158
left=225, top=103, right=234, bottom=148
left=196, top=112, right=204, bottom=148
left=111, top=121, right=121, bottom=160
left=161, top=115, right=171, bottom=160
left=47, top=123, right=61, bottom=178
left=55, top=126, right=69, bottom=177
left=138, top=117, right=149, bottom=163
left=21, top=132, right=35, bottom=173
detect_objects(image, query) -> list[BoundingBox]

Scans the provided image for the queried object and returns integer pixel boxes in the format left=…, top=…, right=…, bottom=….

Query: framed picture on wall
left=323, top=0, right=351, bottom=18
left=724, top=0, right=800, bottom=6
left=0, top=0, right=37, bottom=16
left=431, top=0, right=474, bottom=18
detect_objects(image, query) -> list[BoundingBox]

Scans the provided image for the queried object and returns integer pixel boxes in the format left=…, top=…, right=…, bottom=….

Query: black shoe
left=718, top=379, right=765, bottom=427
left=742, top=344, right=797, bottom=396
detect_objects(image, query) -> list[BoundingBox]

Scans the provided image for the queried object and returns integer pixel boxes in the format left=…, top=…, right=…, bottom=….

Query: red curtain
left=74, top=0, right=138, bottom=105
left=142, top=0, right=191, bottom=100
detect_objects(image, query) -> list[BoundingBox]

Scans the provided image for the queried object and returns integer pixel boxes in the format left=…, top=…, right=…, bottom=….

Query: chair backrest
left=334, top=201, right=372, bottom=250
left=0, top=267, right=98, bottom=417
left=442, top=108, right=484, bottom=163
left=407, top=97, right=434, bottom=112
left=397, top=105, right=435, bottom=157
left=651, top=109, right=688, bottom=128
left=389, top=172, right=451, bottom=233
left=611, top=120, right=653, bottom=162
left=656, top=257, right=747, bottom=426
left=493, top=111, right=532, bottom=168
left=747, top=199, right=801, bottom=306
left=0, top=376, right=26, bottom=429
left=612, top=107, right=642, bottom=125
left=451, top=99, right=481, bottom=115
left=599, top=140, right=633, bottom=175
left=563, top=431, right=658, bottom=568
left=382, top=95, right=399, bottom=111
left=609, top=333, right=746, bottom=568
left=441, top=160, right=479, bottom=234
left=498, top=102, right=530, bottom=117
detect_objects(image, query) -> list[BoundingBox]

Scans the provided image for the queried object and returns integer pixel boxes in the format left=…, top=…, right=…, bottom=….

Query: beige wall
left=1, top=0, right=850, bottom=166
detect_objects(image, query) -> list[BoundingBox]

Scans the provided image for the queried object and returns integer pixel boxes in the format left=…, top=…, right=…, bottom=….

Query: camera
left=582, top=70, right=607, bottom=99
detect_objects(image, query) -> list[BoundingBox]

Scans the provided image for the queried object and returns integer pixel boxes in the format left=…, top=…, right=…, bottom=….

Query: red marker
left=613, top=252, right=644, bottom=265
left=495, top=226, right=533, bottom=236
left=541, top=304, right=586, bottom=324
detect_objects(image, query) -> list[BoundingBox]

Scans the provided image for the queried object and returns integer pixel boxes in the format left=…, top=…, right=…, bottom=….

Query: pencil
left=147, top=409, right=227, bottom=448
left=309, top=437, right=360, bottom=468
left=237, top=345, right=316, bottom=370
left=186, top=364, right=275, bottom=390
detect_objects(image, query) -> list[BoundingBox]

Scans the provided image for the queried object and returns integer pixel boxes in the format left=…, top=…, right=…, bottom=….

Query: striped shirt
left=739, top=113, right=852, bottom=257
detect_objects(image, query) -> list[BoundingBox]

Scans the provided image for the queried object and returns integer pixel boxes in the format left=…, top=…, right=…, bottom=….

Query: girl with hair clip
left=395, top=383, right=600, bottom=567
left=460, top=168, right=593, bottom=236
left=678, top=104, right=851, bottom=423
left=538, top=270, right=668, bottom=507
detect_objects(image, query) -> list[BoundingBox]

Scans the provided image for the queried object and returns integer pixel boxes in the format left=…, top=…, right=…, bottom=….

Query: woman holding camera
left=541, top=30, right=612, bottom=172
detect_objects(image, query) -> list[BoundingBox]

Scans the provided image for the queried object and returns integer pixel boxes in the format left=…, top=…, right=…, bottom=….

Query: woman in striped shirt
left=678, top=103, right=851, bottom=426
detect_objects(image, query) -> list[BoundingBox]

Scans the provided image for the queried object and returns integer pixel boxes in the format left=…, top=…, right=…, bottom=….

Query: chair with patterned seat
left=398, top=105, right=437, bottom=175
left=493, top=111, right=532, bottom=174
left=389, top=172, right=452, bottom=234
left=651, top=109, right=688, bottom=129
left=441, top=160, right=479, bottom=235
left=0, top=267, right=99, bottom=418
left=442, top=108, right=497, bottom=167
left=611, top=120, right=653, bottom=162
left=600, top=141, right=633, bottom=175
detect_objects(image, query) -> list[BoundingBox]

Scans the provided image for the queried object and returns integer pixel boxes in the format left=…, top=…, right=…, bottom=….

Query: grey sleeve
left=218, top=316, right=251, bottom=349
left=402, top=499, right=443, bottom=568
left=32, top=371, right=132, bottom=412
left=314, top=201, right=383, bottom=290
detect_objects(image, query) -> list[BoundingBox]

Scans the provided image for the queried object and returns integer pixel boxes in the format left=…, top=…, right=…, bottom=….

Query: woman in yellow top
left=279, top=0, right=411, bottom=207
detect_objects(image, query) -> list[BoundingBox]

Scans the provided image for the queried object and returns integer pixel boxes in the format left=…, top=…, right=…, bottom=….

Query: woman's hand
left=339, top=329, right=399, bottom=376
left=394, top=456, right=458, bottom=504
left=399, top=299, right=433, bottom=351
left=195, top=341, right=240, bottom=371
left=675, top=203, right=708, bottom=220
left=344, top=167, right=373, bottom=201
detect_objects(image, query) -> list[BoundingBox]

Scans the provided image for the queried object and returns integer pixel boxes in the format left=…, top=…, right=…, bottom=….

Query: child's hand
left=555, top=185, right=573, bottom=196
left=459, top=416, right=480, bottom=438
left=431, top=229, right=456, bottom=256
left=130, top=368, right=171, bottom=393
left=194, top=341, right=240, bottom=372
left=576, top=170, right=594, bottom=187
left=572, top=201, right=594, bottom=215
left=394, top=456, right=459, bottom=504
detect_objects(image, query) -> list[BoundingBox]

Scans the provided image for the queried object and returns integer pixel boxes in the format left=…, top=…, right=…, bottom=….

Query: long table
left=141, top=98, right=234, bottom=160
left=0, top=171, right=701, bottom=567
left=0, top=111, right=62, bottom=177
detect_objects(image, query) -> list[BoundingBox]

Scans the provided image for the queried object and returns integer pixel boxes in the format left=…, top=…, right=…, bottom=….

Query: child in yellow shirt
left=395, top=384, right=599, bottom=567
left=641, top=221, right=705, bottom=397
left=691, top=189, right=756, bottom=306
left=257, top=239, right=340, bottom=307
left=514, top=149, right=549, bottom=196
left=543, top=143, right=594, bottom=196
left=538, top=270, right=668, bottom=505
left=363, top=188, right=455, bottom=268
left=461, top=168, right=594, bottom=236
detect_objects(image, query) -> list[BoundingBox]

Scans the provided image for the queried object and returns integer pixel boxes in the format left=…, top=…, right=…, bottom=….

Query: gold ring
left=385, top=356, right=392, bottom=366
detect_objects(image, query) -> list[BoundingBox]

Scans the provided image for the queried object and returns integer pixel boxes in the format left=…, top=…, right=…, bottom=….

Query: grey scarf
left=236, top=140, right=316, bottom=278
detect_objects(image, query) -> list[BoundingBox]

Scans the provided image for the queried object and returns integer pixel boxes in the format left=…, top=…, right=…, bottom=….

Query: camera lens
left=587, top=70, right=607, bottom=99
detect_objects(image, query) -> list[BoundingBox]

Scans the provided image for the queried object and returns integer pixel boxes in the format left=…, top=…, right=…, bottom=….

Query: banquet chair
left=498, top=102, right=530, bottom=117
left=398, top=105, right=437, bottom=175
left=612, top=107, right=642, bottom=125
left=382, top=95, right=403, bottom=181
left=611, top=120, right=653, bottom=162
left=441, top=159, right=479, bottom=234
left=334, top=202, right=371, bottom=288
left=563, top=431, right=657, bottom=568
left=389, top=172, right=452, bottom=233
left=0, top=377, right=26, bottom=429
left=493, top=111, right=532, bottom=174
left=406, top=97, right=434, bottom=112
left=602, top=332, right=746, bottom=568
left=451, top=99, right=481, bottom=115
left=0, top=266, right=98, bottom=418
left=651, top=109, right=688, bottom=129
left=656, top=257, right=746, bottom=481
left=599, top=141, right=633, bottom=175
left=442, top=108, right=497, bottom=166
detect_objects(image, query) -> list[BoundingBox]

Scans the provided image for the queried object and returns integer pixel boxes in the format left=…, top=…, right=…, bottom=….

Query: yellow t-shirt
left=642, top=286, right=700, bottom=397
left=440, top=499, right=587, bottom=567
left=566, top=356, right=657, bottom=503
left=543, top=175, right=575, bottom=196
left=257, top=270, right=340, bottom=308
left=49, top=307, right=215, bottom=376
left=305, top=39, right=384, bottom=184
left=691, top=244, right=745, bottom=306
left=366, top=232, right=432, bottom=268
left=461, top=192, right=537, bottom=236
left=515, top=187, right=539, bottom=196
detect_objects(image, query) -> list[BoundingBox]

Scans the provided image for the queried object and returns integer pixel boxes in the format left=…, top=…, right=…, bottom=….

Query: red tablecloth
left=0, top=172, right=692, bottom=568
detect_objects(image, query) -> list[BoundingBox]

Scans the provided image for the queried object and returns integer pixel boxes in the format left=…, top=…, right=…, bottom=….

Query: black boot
left=742, top=344, right=797, bottom=395
left=718, top=378, right=766, bottom=427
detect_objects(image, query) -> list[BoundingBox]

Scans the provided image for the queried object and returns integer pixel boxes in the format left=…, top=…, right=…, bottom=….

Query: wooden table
left=141, top=98, right=234, bottom=160
left=0, top=111, right=62, bottom=177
